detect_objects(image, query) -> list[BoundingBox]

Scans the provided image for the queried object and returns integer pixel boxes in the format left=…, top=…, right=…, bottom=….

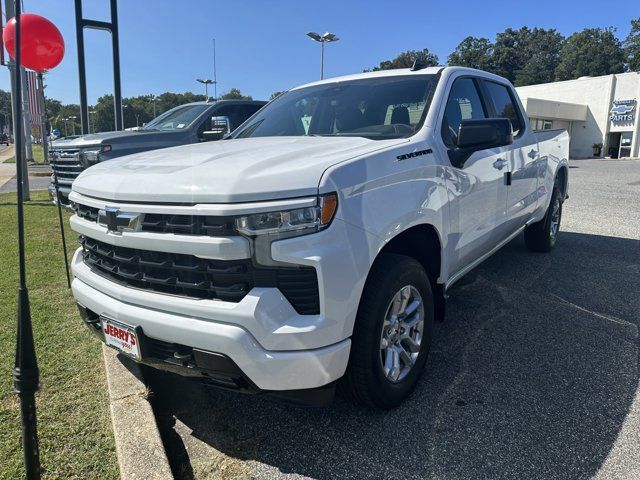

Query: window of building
left=530, top=118, right=554, bottom=131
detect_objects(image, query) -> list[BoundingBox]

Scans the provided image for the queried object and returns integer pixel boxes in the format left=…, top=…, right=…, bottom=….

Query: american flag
left=26, top=70, right=42, bottom=125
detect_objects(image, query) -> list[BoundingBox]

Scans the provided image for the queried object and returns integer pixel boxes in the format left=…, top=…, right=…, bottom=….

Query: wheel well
left=556, top=166, right=568, bottom=199
left=377, top=224, right=442, bottom=286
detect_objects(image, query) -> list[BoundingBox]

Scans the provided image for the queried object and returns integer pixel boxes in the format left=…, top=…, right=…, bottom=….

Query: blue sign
left=610, top=99, right=636, bottom=123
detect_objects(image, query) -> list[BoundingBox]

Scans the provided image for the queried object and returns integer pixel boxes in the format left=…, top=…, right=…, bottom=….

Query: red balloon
left=3, top=13, right=65, bottom=72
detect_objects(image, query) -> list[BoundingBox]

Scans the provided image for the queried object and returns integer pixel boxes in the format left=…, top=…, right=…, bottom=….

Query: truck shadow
left=150, top=231, right=640, bottom=480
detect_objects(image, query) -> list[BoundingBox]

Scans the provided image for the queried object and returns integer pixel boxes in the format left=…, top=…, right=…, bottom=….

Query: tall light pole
left=68, top=115, right=77, bottom=135
left=149, top=95, right=157, bottom=117
left=212, top=38, right=218, bottom=100
left=196, top=78, right=214, bottom=100
left=88, top=110, right=96, bottom=133
left=306, top=31, right=339, bottom=80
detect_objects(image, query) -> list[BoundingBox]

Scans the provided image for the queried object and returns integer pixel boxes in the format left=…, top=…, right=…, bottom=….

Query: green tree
left=369, top=48, right=439, bottom=71
left=51, top=104, right=81, bottom=136
left=219, top=88, right=252, bottom=100
left=514, top=28, right=564, bottom=86
left=269, top=91, right=285, bottom=101
left=489, top=27, right=564, bottom=86
left=447, top=37, right=493, bottom=71
left=0, top=89, right=12, bottom=132
left=88, top=91, right=206, bottom=133
left=624, top=17, right=640, bottom=71
left=555, top=27, right=625, bottom=80
left=491, top=27, right=532, bottom=82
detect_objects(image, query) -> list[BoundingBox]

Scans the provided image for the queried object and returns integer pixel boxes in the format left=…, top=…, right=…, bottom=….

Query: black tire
left=524, top=185, right=563, bottom=253
left=339, top=253, right=434, bottom=409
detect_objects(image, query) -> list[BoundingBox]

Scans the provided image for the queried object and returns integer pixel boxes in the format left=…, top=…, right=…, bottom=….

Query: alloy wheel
left=379, top=285, right=425, bottom=383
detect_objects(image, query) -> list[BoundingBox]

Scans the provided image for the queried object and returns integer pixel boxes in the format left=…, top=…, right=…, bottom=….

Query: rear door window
left=441, top=77, right=487, bottom=147
left=482, top=81, right=523, bottom=136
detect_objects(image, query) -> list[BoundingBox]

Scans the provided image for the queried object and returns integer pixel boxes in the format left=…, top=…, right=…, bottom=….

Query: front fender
left=320, top=150, right=451, bottom=282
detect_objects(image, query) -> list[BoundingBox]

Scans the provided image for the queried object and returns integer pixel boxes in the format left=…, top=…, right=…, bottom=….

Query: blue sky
left=2, top=0, right=639, bottom=105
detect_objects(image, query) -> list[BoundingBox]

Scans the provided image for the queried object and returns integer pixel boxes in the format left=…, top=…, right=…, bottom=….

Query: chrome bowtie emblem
left=98, top=207, right=140, bottom=233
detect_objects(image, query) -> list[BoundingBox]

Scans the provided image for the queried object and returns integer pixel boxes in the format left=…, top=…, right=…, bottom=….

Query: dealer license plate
left=101, top=317, right=141, bottom=360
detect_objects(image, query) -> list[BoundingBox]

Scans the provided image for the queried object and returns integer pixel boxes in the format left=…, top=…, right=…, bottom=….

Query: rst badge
left=97, top=207, right=140, bottom=233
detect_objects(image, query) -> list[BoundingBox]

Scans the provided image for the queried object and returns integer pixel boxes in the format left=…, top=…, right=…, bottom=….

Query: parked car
left=68, top=67, right=569, bottom=409
left=48, top=99, right=266, bottom=205
left=0, top=133, right=9, bottom=145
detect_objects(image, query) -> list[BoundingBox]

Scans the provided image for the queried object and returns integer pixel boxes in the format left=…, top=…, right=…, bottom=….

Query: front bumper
left=72, top=258, right=351, bottom=391
left=48, top=183, right=72, bottom=206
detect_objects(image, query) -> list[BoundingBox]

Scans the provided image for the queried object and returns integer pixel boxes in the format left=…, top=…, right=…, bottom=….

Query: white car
left=68, top=66, right=569, bottom=409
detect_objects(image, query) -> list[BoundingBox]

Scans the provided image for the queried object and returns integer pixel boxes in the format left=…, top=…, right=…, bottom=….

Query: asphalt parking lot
left=148, top=158, right=640, bottom=480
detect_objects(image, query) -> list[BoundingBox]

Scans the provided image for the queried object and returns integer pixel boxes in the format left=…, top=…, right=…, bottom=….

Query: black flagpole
left=12, top=1, right=42, bottom=478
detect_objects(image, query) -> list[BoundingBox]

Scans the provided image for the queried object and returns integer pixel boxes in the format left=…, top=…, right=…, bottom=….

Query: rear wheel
left=524, top=185, right=563, bottom=252
left=340, top=253, right=434, bottom=409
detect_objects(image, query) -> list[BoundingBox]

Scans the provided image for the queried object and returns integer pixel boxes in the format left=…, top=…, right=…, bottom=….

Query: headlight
left=236, top=193, right=338, bottom=237
left=83, top=145, right=111, bottom=165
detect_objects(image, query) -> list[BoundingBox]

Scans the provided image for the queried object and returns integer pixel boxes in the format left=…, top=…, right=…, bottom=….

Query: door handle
left=493, top=158, right=507, bottom=170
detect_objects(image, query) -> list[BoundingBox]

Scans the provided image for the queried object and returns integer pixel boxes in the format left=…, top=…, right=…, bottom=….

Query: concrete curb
left=103, top=345, right=174, bottom=480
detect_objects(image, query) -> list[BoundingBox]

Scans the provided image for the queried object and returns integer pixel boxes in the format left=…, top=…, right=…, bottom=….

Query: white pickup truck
left=68, top=66, right=569, bottom=409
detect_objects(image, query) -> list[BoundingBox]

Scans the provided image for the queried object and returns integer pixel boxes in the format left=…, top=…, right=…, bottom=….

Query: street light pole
left=88, top=110, right=96, bottom=133
left=212, top=38, right=217, bottom=100
left=196, top=78, right=214, bottom=100
left=69, top=116, right=77, bottom=135
left=306, top=31, right=339, bottom=80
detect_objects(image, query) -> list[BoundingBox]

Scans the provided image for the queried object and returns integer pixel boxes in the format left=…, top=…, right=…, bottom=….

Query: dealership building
left=515, top=72, right=640, bottom=159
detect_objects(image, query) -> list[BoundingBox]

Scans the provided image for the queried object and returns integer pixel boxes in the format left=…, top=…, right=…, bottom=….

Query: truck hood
left=51, top=129, right=175, bottom=149
left=73, top=136, right=406, bottom=203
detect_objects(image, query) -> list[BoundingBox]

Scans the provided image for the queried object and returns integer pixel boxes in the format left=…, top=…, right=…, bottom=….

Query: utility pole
left=4, top=0, right=30, bottom=200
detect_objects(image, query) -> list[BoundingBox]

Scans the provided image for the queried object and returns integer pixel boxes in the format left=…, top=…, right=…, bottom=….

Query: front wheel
left=524, top=185, right=563, bottom=252
left=340, top=253, right=434, bottom=409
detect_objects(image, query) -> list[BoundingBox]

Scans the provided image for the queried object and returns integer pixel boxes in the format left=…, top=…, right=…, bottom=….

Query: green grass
left=4, top=144, right=45, bottom=164
left=0, top=190, right=118, bottom=479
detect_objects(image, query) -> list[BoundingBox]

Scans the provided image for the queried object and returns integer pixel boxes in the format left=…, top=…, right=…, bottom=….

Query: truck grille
left=76, top=204, right=235, bottom=236
left=80, top=236, right=320, bottom=314
left=49, top=148, right=84, bottom=185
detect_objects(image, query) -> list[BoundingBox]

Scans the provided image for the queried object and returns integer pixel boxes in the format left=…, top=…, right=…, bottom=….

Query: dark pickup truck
left=49, top=99, right=266, bottom=205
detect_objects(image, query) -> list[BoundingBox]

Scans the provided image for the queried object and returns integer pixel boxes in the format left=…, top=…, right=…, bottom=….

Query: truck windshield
left=143, top=104, right=209, bottom=131
left=234, top=74, right=436, bottom=140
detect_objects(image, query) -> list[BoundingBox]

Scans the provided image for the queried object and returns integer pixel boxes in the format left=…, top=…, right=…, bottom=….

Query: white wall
left=517, top=76, right=612, bottom=158
left=516, top=72, right=640, bottom=158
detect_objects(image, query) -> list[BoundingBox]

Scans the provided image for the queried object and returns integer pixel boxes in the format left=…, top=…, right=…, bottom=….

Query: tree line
left=0, top=87, right=252, bottom=136
left=369, top=18, right=640, bottom=86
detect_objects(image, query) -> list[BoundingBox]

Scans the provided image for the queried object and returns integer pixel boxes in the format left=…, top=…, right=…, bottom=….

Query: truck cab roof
left=292, top=66, right=513, bottom=91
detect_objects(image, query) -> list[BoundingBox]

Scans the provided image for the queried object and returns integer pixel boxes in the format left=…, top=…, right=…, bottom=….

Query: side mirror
left=201, top=115, right=231, bottom=141
left=448, top=118, right=513, bottom=168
